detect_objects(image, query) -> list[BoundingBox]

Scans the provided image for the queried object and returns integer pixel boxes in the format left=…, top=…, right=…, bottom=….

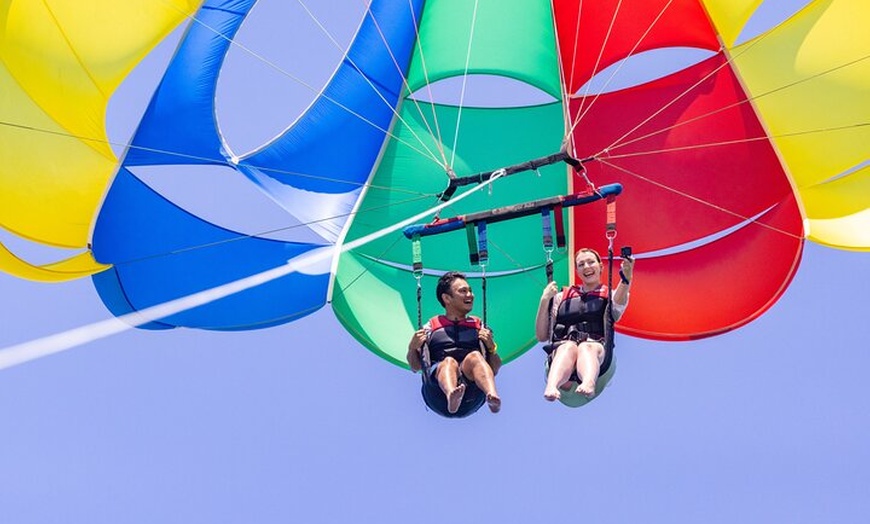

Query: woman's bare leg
left=574, top=342, right=604, bottom=397
left=544, top=343, right=578, bottom=401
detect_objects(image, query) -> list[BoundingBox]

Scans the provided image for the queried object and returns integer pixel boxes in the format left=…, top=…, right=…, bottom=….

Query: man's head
left=436, top=271, right=474, bottom=315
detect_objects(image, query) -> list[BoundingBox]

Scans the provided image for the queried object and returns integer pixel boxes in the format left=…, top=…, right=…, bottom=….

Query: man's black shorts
left=421, top=361, right=485, bottom=418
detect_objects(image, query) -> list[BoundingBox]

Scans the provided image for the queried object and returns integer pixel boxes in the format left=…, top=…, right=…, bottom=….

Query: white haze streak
left=0, top=173, right=502, bottom=371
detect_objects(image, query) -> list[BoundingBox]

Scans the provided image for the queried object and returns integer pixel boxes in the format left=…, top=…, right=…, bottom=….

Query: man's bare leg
left=574, top=342, right=603, bottom=398
left=461, top=352, right=501, bottom=413
left=544, top=343, right=578, bottom=401
left=436, top=357, right=465, bottom=413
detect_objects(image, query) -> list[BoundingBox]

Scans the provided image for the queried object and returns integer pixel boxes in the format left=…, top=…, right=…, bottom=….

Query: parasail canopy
left=1, top=0, right=866, bottom=367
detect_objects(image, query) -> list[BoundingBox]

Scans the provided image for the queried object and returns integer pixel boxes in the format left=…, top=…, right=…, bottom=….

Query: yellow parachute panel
left=726, top=0, right=870, bottom=249
left=0, top=0, right=200, bottom=279
left=700, top=0, right=764, bottom=47
left=0, top=244, right=109, bottom=283
left=803, top=166, right=870, bottom=250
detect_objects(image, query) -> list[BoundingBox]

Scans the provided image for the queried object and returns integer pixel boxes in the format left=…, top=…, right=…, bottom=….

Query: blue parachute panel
left=91, top=268, right=175, bottom=331
left=124, top=0, right=256, bottom=167
left=91, top=0, right=423, bottom=330
left=92, top=168, right=329, bottom=330
left=243, top=0, right=425, bottom=194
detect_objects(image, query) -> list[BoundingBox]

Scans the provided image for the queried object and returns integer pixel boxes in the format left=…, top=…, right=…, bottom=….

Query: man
left=407, top=271, right=502, bottom=417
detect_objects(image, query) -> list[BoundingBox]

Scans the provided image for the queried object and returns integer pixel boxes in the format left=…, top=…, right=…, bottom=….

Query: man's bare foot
left=575, top=381, right=596, bottom=398
left=447, top=383, right=466, bottom=413
left=486, top=393, right=501, bottom=413
left=544, top=386, right=561, bottom=401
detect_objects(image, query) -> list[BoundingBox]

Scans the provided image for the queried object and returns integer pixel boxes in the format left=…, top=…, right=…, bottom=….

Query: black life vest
left=552, top=285, right=609, bottom=343
left=426, top=315, right=483, bottom=363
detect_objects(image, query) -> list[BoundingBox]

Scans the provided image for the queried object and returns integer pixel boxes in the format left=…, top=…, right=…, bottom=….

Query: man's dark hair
left=436, top=271, right=467, bottom=307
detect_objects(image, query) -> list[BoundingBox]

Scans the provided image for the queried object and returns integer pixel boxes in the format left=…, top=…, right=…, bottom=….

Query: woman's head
left=575, top=248, right=603, bottom=287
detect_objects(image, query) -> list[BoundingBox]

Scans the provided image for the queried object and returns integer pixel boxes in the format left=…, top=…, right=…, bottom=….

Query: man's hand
left=478, top=327, right=495, bottom=353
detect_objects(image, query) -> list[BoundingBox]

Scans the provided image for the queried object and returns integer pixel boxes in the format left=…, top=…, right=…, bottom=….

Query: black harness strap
left=477, top=221, right=489, bottom=327
left=542, top=208, right=555, bottom=283
left=602, top=195, right=618, bottom=374
left=411, top=234, right=431, bottom=385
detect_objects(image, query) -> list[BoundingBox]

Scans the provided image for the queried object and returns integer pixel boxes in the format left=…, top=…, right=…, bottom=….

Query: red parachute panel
left=553, top=0, right=720, bottom=94
left=566, top=53, right=805, bottom=339
left=570, top=54, right=797, bottom=253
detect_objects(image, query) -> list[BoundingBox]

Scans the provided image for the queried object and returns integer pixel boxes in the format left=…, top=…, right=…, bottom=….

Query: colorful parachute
left=1, top=1, right=867, bottom=366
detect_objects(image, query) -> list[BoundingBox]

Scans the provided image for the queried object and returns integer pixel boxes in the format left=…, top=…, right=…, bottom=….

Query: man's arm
left=478, top=326, right=501, bottom=375
left=407, top=328, right=427, bottom=372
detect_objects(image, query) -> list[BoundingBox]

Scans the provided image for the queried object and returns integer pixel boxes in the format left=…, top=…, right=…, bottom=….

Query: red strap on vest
left=428, top=315, right=482, bottom=331
left=562, top=285, right=609, bottom=301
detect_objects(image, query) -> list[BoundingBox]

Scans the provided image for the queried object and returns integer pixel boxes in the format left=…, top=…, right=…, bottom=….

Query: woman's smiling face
left=575, top=249, right=602, bottom=286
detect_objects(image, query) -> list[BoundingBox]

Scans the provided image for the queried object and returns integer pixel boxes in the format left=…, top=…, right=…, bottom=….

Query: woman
left=534, top=248, right=634, bottom=406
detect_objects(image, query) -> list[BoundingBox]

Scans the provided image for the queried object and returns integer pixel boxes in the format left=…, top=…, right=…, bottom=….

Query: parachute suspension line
left=567, top=0, right=585, bottom=105
left=572, top=0, right=624, bottom=127
left=449, top=0, right=481, bottom=169
left=339, top=234, right=406, bottom=297
left=569, top=0, right=675, bottom=137
left=598, top=21, right=785, bottom=157
left=161, top=0, right=440, bottom=166
left=553, top=0, right=583, bottom=147
left=0, top=169, right=505, bottom=371
left=107, top=193, right=432, bottom=268
left=608, top=124, right=870, bottom=164
left=296, top=0, right=445, bottom=165
left=392, top=0, right=451, bottom=168
left=609, top=53, right=870, bottom=155
left=0, top=118, right=440, bottom=199
left=337, top=170, right=506, bottom=299
left=550, top=0, right=582, bottom=146
left=599, top=158, right=805, bottom=241
left=405, top=0, right=450, bottom=167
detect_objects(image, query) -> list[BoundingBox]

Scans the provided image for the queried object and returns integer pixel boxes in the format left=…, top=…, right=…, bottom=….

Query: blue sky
left=1, top=2, right=868, bottom=523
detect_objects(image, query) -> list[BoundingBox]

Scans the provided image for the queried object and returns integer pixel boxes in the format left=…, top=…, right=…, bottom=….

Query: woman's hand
left=620, top=257, right=634, bottom=282
left=541, top=281, right=559, bottom=302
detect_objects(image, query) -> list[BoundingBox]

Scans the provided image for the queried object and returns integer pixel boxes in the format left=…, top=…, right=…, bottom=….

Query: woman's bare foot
left=447, top=383, right=466, bottom=413
left=575, top=381, right=596, bottom=398
left=486, top=393, right=501, bottom=413
left=544, top=386, right=561, bottom=401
